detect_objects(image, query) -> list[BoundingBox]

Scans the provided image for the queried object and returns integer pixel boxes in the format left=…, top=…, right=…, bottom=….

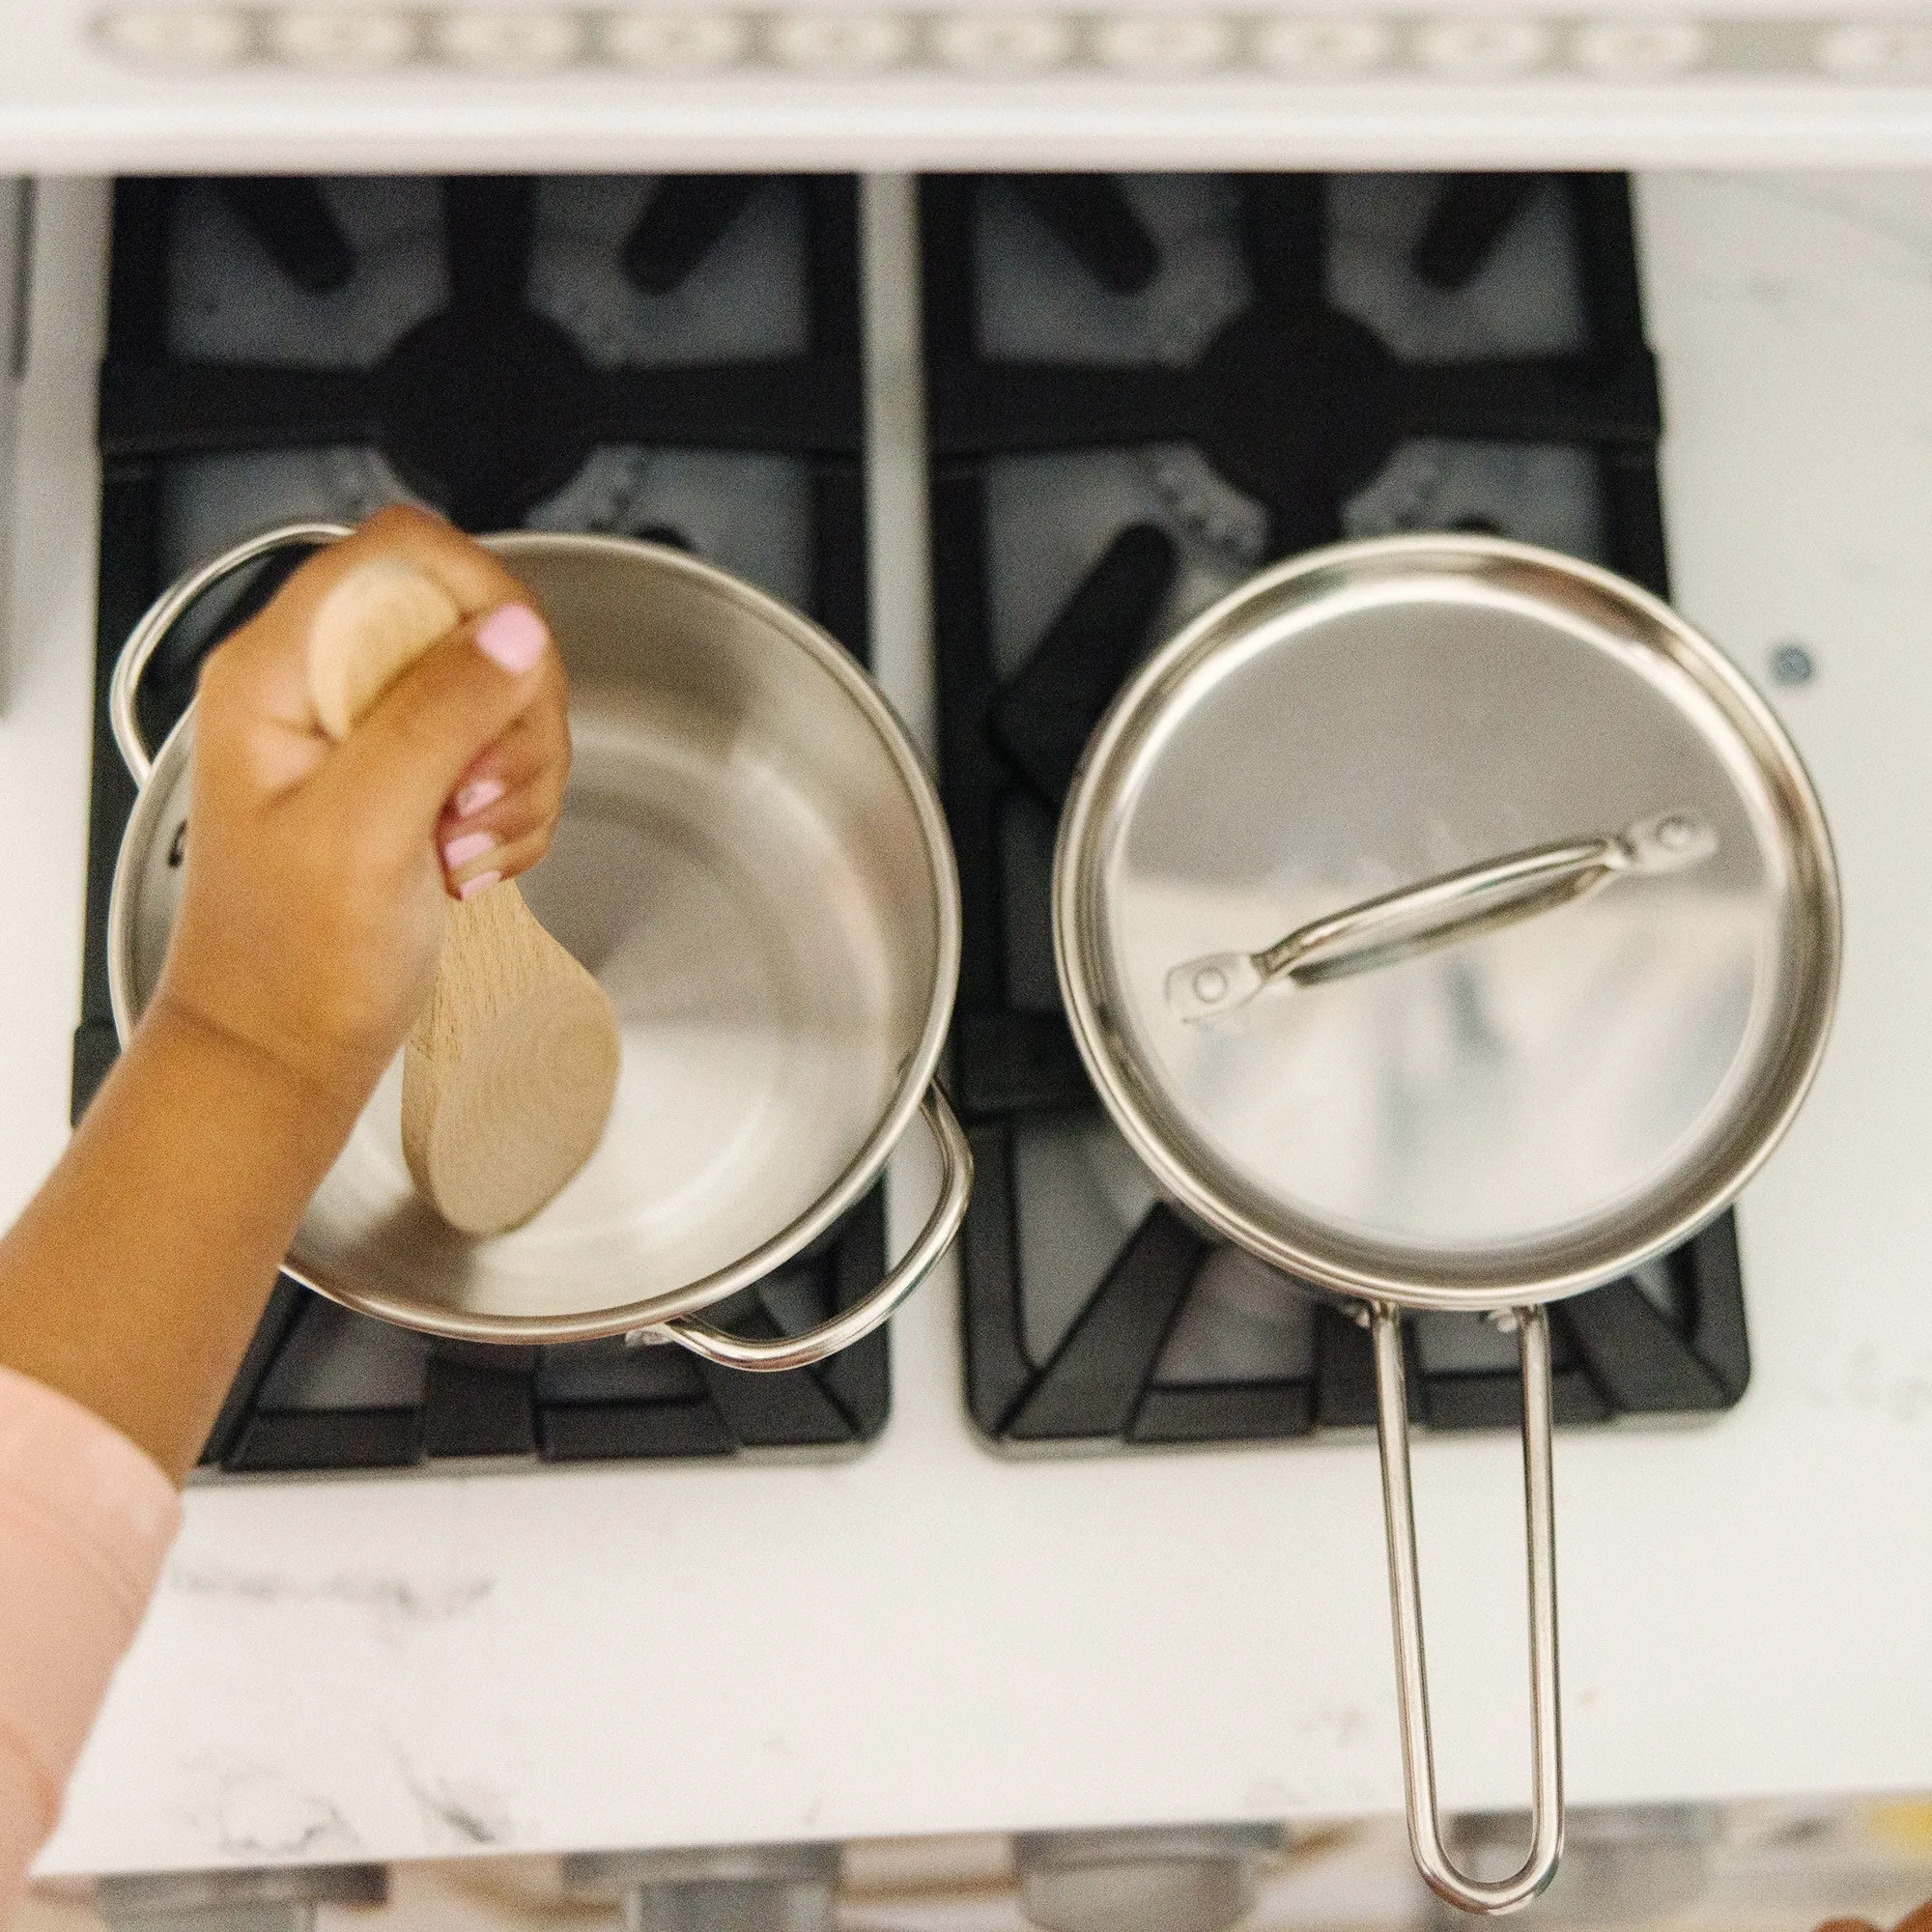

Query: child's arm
left=0, top=506, right=571, bottom=1907
left=0, top=504, right=567, bottom=1477
left=0, top=995, right=379, bottom=1478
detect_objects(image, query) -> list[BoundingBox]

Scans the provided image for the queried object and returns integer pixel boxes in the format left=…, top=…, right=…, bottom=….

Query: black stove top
left=925, top=172, right=1751, bottom=1447
left=77, top=173, right=890, bottom=1475
left=71, top=170, right=1755, bottom=1473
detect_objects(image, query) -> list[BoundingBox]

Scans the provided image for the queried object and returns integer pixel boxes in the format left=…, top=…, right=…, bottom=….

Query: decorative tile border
left=90, top=8, right=1932, bottom=81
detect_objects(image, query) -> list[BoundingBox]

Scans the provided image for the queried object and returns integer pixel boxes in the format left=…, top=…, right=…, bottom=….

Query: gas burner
left=1343, top=439, right=1605, bottom=556
left=527, top=447, right=811, bottom=612
left=1146, top=445, right=1269, bottom=571
left=528, top=175, right=808, bottom=367
left=931, top=172, right=1744, bottom=1450
left=976, top=175, right=1249, bottom=369
left=100, top=170, right=869, bottom=753
left=932, top=173, right=1658, bottom=557
left=104, top=175, right=864, bottom=546
left=1327, top=173, right=1590, bottom=362
left=160, top=447, right=423, bottom=582
left=81, top=171, right=884, bottom=1477
left=169, top=178, right=446, bottom=369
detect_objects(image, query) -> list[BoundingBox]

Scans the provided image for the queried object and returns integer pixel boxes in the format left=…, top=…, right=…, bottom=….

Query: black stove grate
left=926, top=171, right=1750, bottom=1448
left=79, top=173, right=889, bottom=1475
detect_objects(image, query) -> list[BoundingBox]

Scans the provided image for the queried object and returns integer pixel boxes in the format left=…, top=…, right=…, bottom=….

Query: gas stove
left=924, top=171, right=1750, bottom=1447
left=71, top=168, right=1752, bottom=1481
left=16, top=162, right=1926, bottom=1878
left=75, top=172, right=889, bottom=1473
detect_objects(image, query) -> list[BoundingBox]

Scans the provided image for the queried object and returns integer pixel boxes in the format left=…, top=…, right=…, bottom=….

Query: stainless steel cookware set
left=109, top=526, right=1841, bottom=1915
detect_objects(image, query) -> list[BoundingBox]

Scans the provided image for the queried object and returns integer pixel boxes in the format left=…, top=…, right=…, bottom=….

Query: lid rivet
left=1657, top=814, right=1698, bottom=850
left=1193, top=966, right=1229, bottom=1005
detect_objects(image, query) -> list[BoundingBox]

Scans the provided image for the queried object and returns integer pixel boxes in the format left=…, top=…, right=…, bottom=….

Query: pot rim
left=1052, top=531, right=1843, bottom=1315
left=108, top=527, right=962, bottom=1345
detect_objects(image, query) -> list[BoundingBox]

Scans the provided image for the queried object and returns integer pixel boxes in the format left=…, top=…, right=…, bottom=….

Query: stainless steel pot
left=1054, top=535, right=1840, bottom=1914
left=108, top=523, right=970, bottom=1371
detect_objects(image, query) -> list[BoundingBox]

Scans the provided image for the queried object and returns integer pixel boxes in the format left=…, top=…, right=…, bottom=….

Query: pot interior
left=116, top=535, right=954, bottom=1341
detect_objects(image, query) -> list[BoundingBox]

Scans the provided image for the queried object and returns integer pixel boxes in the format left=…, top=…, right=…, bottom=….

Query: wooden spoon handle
left=305, top=555, right=621, bottom=1238
left=305, top=554, right=557, bottom=958
left=307, top=556, right=465, bottom=741
left=304, top=557, right=555, bottom=945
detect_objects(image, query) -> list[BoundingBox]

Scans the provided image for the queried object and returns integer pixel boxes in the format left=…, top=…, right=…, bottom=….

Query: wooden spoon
left=309, top=558, right=622, bottom=1237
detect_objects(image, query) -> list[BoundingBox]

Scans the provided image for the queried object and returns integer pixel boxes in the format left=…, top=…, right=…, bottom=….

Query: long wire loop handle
left=1372, top=1302, right=1564, bottom=1916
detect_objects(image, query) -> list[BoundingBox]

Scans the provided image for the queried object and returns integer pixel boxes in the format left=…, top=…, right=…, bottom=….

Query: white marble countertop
left=5, top=169, right=1932, bottom=1877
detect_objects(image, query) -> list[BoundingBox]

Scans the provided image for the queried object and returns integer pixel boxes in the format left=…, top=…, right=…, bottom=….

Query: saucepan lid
left=1054, top=534, right=1840, bottom=1313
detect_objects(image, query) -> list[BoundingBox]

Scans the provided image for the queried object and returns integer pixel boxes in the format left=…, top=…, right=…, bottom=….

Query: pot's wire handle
left=630, top=1086, right=972, bottom=1372
left=110, top=521, right=353, bottom=785
left=1372, top=1302, right=1564, bottom=1917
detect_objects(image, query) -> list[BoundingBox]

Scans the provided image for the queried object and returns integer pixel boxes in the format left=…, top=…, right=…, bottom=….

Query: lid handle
left=1167, top=810, right=1717, bottom=1022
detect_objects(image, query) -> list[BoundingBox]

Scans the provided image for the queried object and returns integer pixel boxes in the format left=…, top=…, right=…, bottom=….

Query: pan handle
left=629, top=1086, right=972, bottom=1372
left=110, top=521, right=354, bottom=785
left=1372, top=1302, right=1564, bottom=1916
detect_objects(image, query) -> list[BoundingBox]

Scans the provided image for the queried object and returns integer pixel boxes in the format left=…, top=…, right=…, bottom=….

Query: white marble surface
left=3, top=170, right=1932, bottom=1876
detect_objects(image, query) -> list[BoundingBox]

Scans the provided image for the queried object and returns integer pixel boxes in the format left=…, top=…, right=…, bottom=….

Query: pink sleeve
left=0, top=1364, right=181, bottom=1918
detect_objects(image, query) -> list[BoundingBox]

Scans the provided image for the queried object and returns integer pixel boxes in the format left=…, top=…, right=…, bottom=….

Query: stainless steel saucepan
left=1054, top=534, right=1840, bottom=1914
left=107, top=523, right=970, bottom=1371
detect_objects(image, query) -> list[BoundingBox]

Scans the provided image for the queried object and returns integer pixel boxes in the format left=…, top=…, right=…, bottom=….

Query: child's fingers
left=440, top=655, right=570, bottom=830
left=440, top=816, right=558, bottom=898
left=437, top=763, right=564, bottom=891
left=213, top=505, right=536, bottom=733
left=327, top=605, right=553, bottom=838
left=439, top=773, right=553, bottom=851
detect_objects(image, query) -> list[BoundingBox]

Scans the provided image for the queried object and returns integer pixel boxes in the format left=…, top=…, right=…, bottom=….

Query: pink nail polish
left=453, top=777, right=506, bottom=820
left=458, top=869, right=502, bottom=901
left=442, top=830, right=497, bottom=869
left=475, top=604, right=547, bottom=675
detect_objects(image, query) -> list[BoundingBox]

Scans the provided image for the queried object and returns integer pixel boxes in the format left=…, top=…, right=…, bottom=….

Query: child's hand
left=153, top=505, right=570, bottom=1121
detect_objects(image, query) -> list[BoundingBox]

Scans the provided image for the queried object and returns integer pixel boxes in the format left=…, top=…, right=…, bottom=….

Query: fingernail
left=458, top=869, right=502, bottom=901
left=453, top=777, right=506, bottom=820
left=475, top=603, right=547, bottom=676
left=442, top=830, right=497, bottom=869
